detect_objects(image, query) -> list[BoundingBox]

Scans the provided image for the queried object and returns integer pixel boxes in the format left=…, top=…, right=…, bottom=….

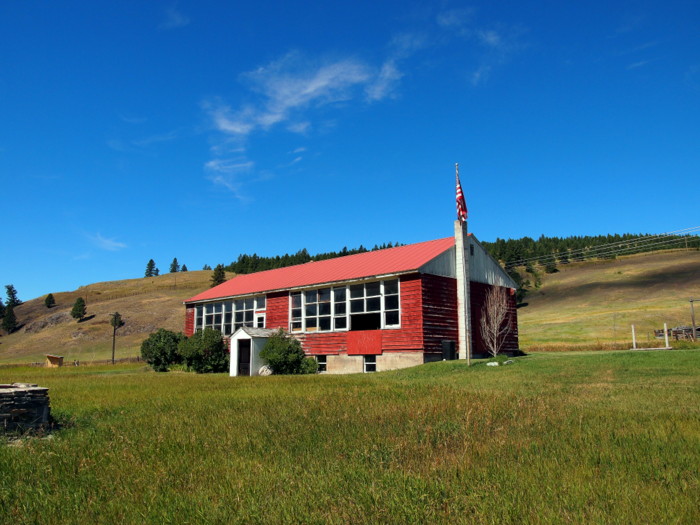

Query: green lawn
left=2, top=351, right=699, bottom=524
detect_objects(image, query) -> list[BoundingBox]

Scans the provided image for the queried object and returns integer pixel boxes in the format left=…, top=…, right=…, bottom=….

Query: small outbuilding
left=45, top=354, right=64, bottom=368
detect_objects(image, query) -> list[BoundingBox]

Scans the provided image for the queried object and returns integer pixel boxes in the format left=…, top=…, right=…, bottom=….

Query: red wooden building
left=184, top=231, right=519, bottom=375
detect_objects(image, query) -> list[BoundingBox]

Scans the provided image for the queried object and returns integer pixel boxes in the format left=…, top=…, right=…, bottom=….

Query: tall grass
left=2, top=351, right=699, bottom=523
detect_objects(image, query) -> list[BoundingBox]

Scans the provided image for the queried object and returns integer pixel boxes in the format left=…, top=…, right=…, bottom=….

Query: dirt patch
left=23, top=312, right=72, bottom=334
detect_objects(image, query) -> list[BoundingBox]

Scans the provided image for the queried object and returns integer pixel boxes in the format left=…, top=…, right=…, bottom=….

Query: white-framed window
left=363, top=355, right=376, bottom=373
left=316, top=355, right=327, bottom=372
left=194, top=295, right=266, bottom=334
left=289, top=278, right=399, bottom=333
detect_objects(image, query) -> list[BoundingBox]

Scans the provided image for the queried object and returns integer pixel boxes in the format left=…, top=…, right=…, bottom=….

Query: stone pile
left=0, top=383, right=51, bottom=432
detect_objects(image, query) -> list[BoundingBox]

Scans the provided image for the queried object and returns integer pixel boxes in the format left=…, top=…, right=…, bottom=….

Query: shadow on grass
left=77, top=315, right=95, bottom=323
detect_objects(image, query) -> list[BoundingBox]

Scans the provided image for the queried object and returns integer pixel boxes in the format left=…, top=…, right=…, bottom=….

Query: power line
left=502, top=226, right=700, bottom=269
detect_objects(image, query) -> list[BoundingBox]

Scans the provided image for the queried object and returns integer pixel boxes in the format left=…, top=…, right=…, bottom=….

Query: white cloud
left=88, top=233, right=127, bottom=251
left=627, top=60, right=651, bottom=70
left=287, top=121, right=311, bottom=134
left=437, top=8, right=475, bottom=32
left=366, top=60, right=403, bottom=101
left=159, top=6, right=190, bottom=30
left=471, top=65, right=492, bottom=86
left=204, top=159, right=254, bottom=173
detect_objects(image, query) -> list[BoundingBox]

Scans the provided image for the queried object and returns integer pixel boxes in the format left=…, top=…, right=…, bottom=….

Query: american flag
left=456, top=165, right=468, bottom=222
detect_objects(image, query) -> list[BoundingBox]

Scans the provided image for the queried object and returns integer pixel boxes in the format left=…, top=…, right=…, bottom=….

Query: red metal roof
left=185, top=236, right=456, bottom=303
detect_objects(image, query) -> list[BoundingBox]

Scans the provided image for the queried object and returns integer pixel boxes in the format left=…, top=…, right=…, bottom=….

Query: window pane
left=213, top=303, right=222, bottom=313
left=350, top=284, right=364, bottom=298
left=255, top=296, right=266, bottom=309
left=205, top=304, right=214, bottom=314
left=319, top=317, right=331, bottom=331
left=385, top=295, right=399, bottom=310
left=235, top=312, right=243, bottom=322
left=319, top=302, right=331, bottom=316
left=333, top=287, right=346, bottom=301
left=306, top=317, right=317, bottom=329
left=291, top=322, right=302, bottom=331
left=305, top=304, right=317, bottom=317
left=335, top=317, right=347, bottom=329
left=305, top=290, right=318, bottom=304
left=384, top=279, right=398, bottom=295
left=365, top=363, right=376, bottom=373
left=319, top=288, right=331, bottom=303
left=235, top=299, right=244, bottom=311
left=334, top=302, right=346, bottom=315
left=385, top=311, right=400, bottom=326
left=350, top=299, right=364, bottom=313
left=365, top=281, right=380, bottom=297
left=223, top=324, right=232, bottom=335
left=224, top=313, right=232, bottom=323
left=291, top=293, right=302, bottom=308
left=244, top=311, right=253, bottom=323
left=366, top=297, right=381, bottom=312
left=291, top=308, right=302, bottom=320
left=244, top=298, right=254, bottom=310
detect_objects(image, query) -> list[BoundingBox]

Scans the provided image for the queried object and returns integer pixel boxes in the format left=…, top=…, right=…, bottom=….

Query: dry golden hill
left=1, top=249, right=698, bottom=363
left=518, top=249, right=700, bottom=350
left=0, top=271, right=229, bottom=364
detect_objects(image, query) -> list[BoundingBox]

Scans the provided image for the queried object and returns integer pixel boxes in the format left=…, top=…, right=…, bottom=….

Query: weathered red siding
left=421, top=274, right=458, bottom=355
left=184, top=305, right=195, bottom=337
left=470, top=282, right=519, bottom=355
left=266, top=291, right=289, bottom=329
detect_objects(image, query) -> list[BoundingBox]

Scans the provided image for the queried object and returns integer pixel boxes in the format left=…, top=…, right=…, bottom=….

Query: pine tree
left=5, top=284, right=21, bottom=307
left=0, top=298, right=5, bottom=319
left=71, top=297, right=86, bottom=321
left=1, top=304, right=16, bottom=333
left=202, top=264, right=212, bottom=271
left=154, top=268, right=160, bottom=276
left=145, top=259, right=156, bottom=277
left=45, top=293, right=56, bottom=308
left=181, top=264, right=188, bottom=272
left=169, top=258, right=180, bottom=273
left=210, top=264, right=226, bottom=287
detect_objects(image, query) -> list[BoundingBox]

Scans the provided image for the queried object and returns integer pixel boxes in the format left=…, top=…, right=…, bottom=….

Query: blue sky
left=2, top=1, right=699, bottom=301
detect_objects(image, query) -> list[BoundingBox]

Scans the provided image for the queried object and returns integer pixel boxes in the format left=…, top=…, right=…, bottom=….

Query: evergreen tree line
left=481, top=233, right=700, bottom=270
left=144, top=258, right=188, bottom=277
left=223, top=242, right=402, bottom=275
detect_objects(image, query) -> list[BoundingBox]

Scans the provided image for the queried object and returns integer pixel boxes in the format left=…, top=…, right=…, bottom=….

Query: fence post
left=631, top=324, right=637, bottom=349
left=664, top=322, right=670, bottom=349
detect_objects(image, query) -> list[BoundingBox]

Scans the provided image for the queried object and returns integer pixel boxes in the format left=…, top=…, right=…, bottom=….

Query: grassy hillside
left=518, top=249, right=700, bottom=350
left=2, top=351, right=698, bottom=523
left=1, top=249, right=698, bottom=364
left=0, top=271, right=227, bottom=364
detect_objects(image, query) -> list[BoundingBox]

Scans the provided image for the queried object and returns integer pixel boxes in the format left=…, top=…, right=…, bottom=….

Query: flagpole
left=454, top=163, right=472, bottom=365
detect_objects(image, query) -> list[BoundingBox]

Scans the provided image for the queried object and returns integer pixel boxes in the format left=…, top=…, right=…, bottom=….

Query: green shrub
left=178, top=328, right=229, bottom=373
left=260, top=329, right=317, bottom=375
left=141, top=329, right=185, bottom=372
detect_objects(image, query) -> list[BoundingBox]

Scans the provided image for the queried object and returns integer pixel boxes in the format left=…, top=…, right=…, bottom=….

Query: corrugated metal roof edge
left=183, top=269, right=420, bottom=305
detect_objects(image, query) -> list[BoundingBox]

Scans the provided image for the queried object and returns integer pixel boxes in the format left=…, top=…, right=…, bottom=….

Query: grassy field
left=2, top=350, right=698, bottom=524
left=518, top=249, right=700, bottom=350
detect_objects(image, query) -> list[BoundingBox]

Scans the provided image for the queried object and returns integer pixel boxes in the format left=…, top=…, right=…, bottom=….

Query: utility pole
left=110, top=312, right=124, bottom=365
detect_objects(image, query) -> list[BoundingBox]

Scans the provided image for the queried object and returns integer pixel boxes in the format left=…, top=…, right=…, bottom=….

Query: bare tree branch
left=480, top=286, right=512, bottom=358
